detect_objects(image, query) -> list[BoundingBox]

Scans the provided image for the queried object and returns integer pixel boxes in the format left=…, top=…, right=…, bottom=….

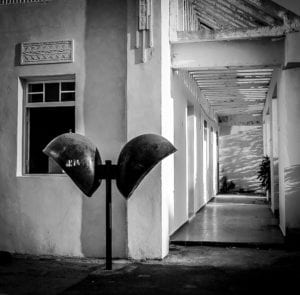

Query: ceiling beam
left=194, top=77, right=271, bottom=82
left=187, top=65, right=275, bottom=71
left=196, top=0, right=259, bottom=28
left=199, top=84, right=270, bottom=90
left=191, top=73, right=272, bottom=78
left=173, top=16, right=300, bottom=43
left=242, top=0, right=298, bottom=21
left=199, top=22, right=214, bottom=31
left=263, top=68, right=280, bottom=116
left=222, top=0, right=278, bottom=26
left=193, top=9, right=222, bottom=29
left=193, top=0, right=251, bottom=29
left=172, top=38, right=283, bottom=69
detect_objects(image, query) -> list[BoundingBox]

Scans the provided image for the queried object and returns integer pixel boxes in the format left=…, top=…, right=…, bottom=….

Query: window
left=24, top=80, right=75, bottom=174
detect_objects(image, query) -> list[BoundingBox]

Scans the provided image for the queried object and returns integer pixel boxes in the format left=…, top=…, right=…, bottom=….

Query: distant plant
left=220, top=176, right=228, bottom=193
left=220, top=176, right=235, bottom=193
left=257, top=155, right=271, bottom=193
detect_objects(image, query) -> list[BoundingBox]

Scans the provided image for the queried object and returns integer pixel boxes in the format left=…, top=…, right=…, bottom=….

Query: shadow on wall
left=80, top=0, right=127, bottom=258
left=285, top=164, right=300, bottom=229
left=219, top=125, right=264, bottom=194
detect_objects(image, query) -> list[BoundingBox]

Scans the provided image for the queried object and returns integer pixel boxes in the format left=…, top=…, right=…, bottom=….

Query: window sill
left=17, top=173, right=67, bottom=178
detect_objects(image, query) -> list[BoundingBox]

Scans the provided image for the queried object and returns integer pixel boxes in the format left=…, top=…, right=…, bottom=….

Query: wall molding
left=0, top=0, right=50, bottom=5
left=135, top=0, right=153, bottom=63
left=20, top=40, right=74, bottom=65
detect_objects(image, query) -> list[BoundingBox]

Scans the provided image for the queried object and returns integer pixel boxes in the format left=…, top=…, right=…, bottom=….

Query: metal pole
left=105, top=160, right=112, bottom=270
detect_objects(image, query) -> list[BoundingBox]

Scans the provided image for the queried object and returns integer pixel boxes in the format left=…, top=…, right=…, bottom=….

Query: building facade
left=0, top=0, right=299, bottom=259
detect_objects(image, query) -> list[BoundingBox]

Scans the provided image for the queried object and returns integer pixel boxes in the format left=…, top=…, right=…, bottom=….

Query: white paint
left=277, top=32, right=300, bottom=237
left=209, top=125, right=214, bottom=200
left=171, top=39, right=284, bottom=69
left=171, top=70, right=218, bottom=234
left=173, top=91, right=188, bottom=231
left=126, top=0, right=172, bottom=259
left=0, top=0, right=127, bottom=258
left=285, top=32, right=300, bottom=67
left=271, top=98, right=279, bottom=213
left=206, top=122, right=211, bottom=199
left=16, top=78, right=24, bottom=176
left=219, top=120, right=264, bottom=193
left=278, top=68, right=300, bottom=235
left=195, top=111, right=204, bottom=212
left=278, top=74, right=286, bottom=235
left=212, top=128, right=218, bottom=196
left=203, top=120, right=208, bottom=202
left=161, top=0, right=173, bottom=258
left=187, top=106, right=196, bottom=218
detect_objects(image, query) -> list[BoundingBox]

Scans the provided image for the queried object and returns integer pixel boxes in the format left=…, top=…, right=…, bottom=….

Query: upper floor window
left=24, top=79, right=75, bottom=174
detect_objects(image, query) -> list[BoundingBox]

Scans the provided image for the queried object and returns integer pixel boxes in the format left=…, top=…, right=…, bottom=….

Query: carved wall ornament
left=20, top=40, right=74, bottom=65
left=0, top=0, right=51, bottom=5
left=136, top=0, right=153, bottom=63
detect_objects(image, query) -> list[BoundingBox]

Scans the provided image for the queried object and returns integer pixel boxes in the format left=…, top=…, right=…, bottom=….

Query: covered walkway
left=171, top=194, right=284, bottom=248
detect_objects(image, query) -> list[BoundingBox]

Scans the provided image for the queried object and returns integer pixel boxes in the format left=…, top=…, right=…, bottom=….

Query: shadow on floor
left=1, top=247, right=300, bottom=295
left=62, top=246, right=300, bottom=295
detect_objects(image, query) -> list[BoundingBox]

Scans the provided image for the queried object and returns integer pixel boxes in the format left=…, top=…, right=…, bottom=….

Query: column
left=278, top=32, right=300, bottom=240
left=126, top=0, right=173, bottom=259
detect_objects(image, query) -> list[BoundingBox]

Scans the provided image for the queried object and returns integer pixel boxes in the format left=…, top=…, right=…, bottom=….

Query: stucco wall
left=278, top=68, right=300, bottom=235
left=277, top=32, right=300, bottom=236
left=171, top=70, right=217, bottom=234
left=0, top=0, right=127, bottom=257
left=219, top=115, right=264, bottom=194
left=126, top=0, right=171, bottom=259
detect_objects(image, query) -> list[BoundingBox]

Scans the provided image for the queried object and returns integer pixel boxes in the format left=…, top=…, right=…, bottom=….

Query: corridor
left=171, top=194, right=284, bottom=248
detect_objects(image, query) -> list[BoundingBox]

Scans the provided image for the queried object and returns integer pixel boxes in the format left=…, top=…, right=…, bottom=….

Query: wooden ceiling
left=183, top=0, right=299, bottom=33
left=189, top=67, right=273, bottom=115
left=178, top=0, right=299, bottom=116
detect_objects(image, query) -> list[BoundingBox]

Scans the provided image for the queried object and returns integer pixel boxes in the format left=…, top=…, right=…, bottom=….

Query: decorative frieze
left=0, top=0, right=50, bottom=5
left=136, top=0, right=153, bottom=63
left=20, top=40, right=74, bottom=65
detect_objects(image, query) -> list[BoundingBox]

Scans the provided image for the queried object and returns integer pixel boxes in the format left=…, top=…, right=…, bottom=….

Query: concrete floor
left=0, top=194, right=294, bottom=294
left=171, top=194, right=285, bottom=247
left=1, top=246, right=300, bottom=294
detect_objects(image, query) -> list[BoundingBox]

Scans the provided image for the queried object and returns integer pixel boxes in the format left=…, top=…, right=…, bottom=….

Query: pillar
left=187, top=106, right=196, bottom=218
left=278, top=32, right=300, bottom=239
left=271, top=96, right=279, bottom=215
left=126, top=0, right=173, bottom=259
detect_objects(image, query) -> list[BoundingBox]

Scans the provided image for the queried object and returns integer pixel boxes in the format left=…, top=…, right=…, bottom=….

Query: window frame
left=23, top=78, right=75, bottom=175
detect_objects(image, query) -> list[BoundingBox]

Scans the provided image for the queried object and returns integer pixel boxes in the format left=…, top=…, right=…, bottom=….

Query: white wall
left=0, top=0, right=127, bottom=257
left=187, top=107, right=196, bottom=218
left=173, top=76, right=188, bottom=232
left=212, top=128, right=218, bottom=196
left=278, top=75, right=286, bottom=234
left=126, top=0, right=173, bottom=259
left=271, top=97, right=280, bottom=214
left=219, top=115, right=264, bottom=194
left=278, top=68, right=300, bottom=236
left=171, top=70, right=218, bottom=234
left=195, top=110, right=204, bottom=211
left=277, top=32, right=300, bottom=237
